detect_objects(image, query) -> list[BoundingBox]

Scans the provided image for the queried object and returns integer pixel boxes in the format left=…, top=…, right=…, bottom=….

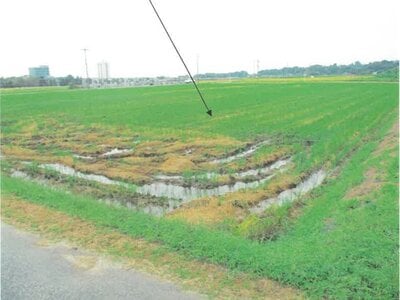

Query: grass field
left=1, top=77, right=398, bottom=298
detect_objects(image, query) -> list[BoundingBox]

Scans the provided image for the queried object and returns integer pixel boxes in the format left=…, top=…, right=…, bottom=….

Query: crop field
left=1, top=78, right=398, bottom=298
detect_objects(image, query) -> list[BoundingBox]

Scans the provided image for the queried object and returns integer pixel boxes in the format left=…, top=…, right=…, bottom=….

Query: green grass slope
left=2, top=114, right=398, bottom=298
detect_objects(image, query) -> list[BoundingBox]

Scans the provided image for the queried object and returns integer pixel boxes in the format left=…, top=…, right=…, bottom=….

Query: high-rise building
left=97, top=61, right=110, bottom=80
left=29, top=65, right=50, bottom=78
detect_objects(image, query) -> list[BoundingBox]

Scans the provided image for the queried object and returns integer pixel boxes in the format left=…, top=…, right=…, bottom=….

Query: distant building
left=97, top=61, right=110, bottom=80
left=29, top=65, right=50, bottom=78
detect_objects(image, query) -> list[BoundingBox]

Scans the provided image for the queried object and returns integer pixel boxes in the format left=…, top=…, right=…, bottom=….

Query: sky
left=1, top=0, right=399, bottom=78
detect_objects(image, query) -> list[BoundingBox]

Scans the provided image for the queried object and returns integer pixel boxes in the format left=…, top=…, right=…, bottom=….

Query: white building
left=97, top=61, right=110, bottom=80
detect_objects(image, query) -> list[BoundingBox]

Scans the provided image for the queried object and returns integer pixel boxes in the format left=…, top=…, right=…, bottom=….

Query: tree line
left=0, top=75, right=83, bottom=88
left=257, top=60, right=398, bottom=78
left=1, top=60, right=397, bottom=88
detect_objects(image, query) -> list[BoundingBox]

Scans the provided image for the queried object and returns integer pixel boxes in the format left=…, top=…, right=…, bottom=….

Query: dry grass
left=1, top=196, right=303, bottom=299
left=3, top=118, right=292, bottom=190
left=76, top=161, right=150, bottom=182
left=2, top=119, right=247, bottom=181
left=169, top=172, right=299, bottom=225
left=160, top=155, right=196, bottom=173
left=169, top=198, right=239, bottom=224
left=2, top=145, right=41, bottom=160
left=20, top=121, right=38, bottom=136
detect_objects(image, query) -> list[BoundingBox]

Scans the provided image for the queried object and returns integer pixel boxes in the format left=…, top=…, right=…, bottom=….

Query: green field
left=1, top=78, right=398, bottom=298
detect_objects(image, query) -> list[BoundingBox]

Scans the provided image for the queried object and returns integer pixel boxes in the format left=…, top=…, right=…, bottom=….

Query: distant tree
left=258, top=60, right=398, bottom=78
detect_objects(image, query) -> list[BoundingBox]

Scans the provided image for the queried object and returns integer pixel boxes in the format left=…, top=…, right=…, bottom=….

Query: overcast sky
left=1, top=0, right=398, bottom=78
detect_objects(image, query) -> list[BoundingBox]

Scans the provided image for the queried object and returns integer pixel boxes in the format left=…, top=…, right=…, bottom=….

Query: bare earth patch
left=374, top=120, right=399, bottom=158
left=345, top=119, right=399, bottom=200
left=345, top=168, right=382, bottom=199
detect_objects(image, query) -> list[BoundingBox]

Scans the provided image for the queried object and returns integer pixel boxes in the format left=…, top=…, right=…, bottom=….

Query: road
left=1, top=222, right=202, bottom=300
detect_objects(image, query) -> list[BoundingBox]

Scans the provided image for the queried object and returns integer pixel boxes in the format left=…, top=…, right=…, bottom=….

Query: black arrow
left=148, top=0, right=212, bottom=117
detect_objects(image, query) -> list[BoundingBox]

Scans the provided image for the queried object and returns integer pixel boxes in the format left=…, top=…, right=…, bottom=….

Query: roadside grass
left=235, top=203, right=294, bottom=241
left=2, top=116, right=398, bottom=298
left=1, top=196, right=302, bottom=300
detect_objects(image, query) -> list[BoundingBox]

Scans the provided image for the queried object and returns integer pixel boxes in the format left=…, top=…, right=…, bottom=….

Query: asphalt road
left=1, top=222, right=202, bottom=300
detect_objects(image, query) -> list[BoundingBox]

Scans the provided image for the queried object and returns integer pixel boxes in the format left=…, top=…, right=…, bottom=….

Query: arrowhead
left=206, top=109, right=212, bottom=117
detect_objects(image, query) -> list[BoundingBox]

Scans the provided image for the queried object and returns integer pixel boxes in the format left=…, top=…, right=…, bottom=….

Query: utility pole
left=81, top=48, right=89, bottom=83
left=196, top=54, right=199, bottom=79
left=256, top=59, right=260, bottom=77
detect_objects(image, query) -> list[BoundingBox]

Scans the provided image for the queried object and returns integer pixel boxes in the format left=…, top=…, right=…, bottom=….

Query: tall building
left=29, top=65, right=50, bottom=78
left=97, top=61, right=110, bottom=80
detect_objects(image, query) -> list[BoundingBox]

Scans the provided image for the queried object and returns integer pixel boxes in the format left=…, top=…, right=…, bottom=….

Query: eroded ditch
left=210, top=140, right=270, bottom=164
left=249, top=170, right=327, bottom=214
left=37, top=157, right=290, bottom=202
left=4, top=137, right=327, bottom=217
left=71, top=139, right=271, bottom=165
left=73, top=148, right=133, bottom=161
left=8, top=154, right=292, bottom=215
left=10, top=167, right=180, bottom=217
left=10, top=162, right=327, bottom=217
left=41, top=163, right=125, bottom=186
left=154, top=157, right=290, bottom=183
left=7, top=156, right=327, bottom=218
left=137, top=175, right=274, bottom=203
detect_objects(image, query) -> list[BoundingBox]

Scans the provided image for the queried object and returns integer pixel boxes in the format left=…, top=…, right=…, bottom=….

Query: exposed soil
left=345, top=120, right=398, bottom=200
left=345, top=168, right=382, bottom=199
left=374, top=120, right=399, bottom=157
